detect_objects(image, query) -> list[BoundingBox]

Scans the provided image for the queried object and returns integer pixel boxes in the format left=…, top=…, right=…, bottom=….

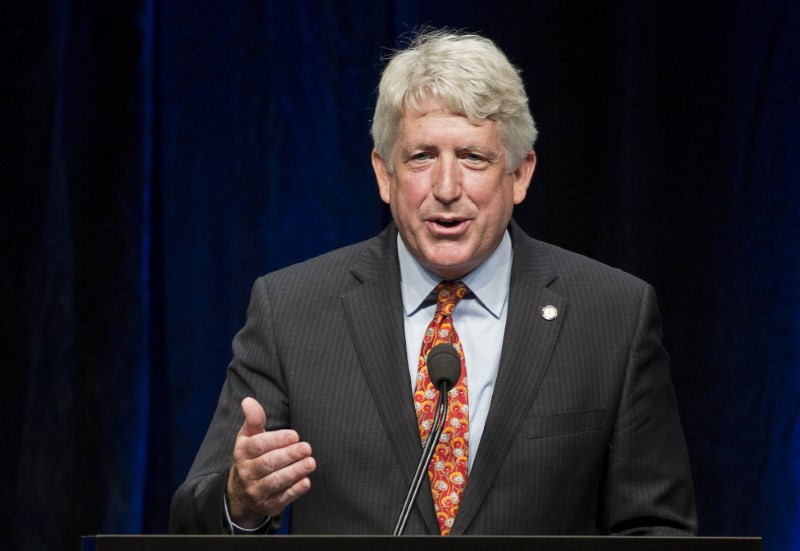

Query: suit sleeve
left=169, top=277, right=288, bottom=534
left=600, top=284, right=698, bottom=535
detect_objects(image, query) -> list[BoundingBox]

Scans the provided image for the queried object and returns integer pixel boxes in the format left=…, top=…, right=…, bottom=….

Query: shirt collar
left=398, top=231, right=513, bottom=319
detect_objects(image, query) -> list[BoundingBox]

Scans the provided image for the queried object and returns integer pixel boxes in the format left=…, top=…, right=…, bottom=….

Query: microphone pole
left=393, top=344, right=462, bottom=536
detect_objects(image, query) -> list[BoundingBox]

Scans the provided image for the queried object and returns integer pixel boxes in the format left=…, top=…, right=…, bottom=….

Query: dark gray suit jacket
left=169, top=221, right=697, bottom=535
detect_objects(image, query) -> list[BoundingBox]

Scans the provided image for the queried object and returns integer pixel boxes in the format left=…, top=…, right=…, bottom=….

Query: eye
left=461, top=151, right=489, bottom=167
left=405, top=151, right=435, bottom=166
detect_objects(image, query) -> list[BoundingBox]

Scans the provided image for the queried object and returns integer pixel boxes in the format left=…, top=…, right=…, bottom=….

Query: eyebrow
left=402, top=142, right=437, bottom=153
left=457, top=145, right=502, bottom=162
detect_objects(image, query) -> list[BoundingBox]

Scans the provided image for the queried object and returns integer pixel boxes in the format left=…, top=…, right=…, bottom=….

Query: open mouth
left=428, top=218, right=468, bottom=234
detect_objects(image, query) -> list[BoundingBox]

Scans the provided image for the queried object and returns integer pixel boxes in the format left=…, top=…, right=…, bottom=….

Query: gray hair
left=371, top=29, right=538, bottom=173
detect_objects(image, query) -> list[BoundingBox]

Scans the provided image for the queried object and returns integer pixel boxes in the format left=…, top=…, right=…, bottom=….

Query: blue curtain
left=3, top=1, right=798, bottom=550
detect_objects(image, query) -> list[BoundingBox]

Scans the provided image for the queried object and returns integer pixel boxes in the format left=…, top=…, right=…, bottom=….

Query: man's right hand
left=225, top=397, right=317, bottom=528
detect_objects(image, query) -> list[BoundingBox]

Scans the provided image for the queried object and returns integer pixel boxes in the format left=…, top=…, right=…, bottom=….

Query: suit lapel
left=452, top=223, right=565, bottom=535
left=341, top=225, right=439, bottom=534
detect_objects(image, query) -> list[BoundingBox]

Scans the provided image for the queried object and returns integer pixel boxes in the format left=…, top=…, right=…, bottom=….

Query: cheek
left=394, top=174, right=429, bottom=208
left=468, top=175, right=514, bottom=212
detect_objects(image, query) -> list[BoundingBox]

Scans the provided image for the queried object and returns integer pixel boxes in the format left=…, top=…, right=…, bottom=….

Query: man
left=170, top=29, right=697, bottom=536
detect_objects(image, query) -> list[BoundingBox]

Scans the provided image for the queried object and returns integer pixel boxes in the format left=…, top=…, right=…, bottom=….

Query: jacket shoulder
left=510, top=222, right=650, bottom=294
left=255, top=224, right=397, bottom=298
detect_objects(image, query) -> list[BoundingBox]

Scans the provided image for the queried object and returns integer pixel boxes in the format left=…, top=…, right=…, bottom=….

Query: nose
left=431, top=155, right=462, bottom=203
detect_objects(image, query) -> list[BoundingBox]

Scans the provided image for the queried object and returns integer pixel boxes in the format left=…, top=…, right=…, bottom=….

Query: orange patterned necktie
left=414, top=281, right=469, bottom=535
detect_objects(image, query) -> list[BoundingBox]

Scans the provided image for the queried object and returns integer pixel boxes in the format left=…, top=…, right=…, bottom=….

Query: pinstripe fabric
left=169, top=221, right=697, bottom=536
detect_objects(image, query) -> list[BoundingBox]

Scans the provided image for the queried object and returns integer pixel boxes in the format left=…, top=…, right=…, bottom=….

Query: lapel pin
left=541, top=305, right=558, bottom=321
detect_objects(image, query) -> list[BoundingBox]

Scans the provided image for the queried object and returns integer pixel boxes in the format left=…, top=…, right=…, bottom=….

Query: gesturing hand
left=225, top=397, right=316, bottom=528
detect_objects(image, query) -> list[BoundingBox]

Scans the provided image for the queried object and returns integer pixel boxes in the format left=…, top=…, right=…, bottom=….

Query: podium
left=82, top=535, right=761, bottom=550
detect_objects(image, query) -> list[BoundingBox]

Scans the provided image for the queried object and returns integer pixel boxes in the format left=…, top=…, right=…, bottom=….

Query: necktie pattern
left=414, top=281, right=469, bottom=535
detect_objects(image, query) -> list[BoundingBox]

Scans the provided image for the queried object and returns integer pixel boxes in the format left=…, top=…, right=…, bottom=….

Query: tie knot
left=434, top=281, right=468, bottom=314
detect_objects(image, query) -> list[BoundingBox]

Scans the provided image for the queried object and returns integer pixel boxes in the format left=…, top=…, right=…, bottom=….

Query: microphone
left=427, top=343, right=462, bottom=389
left=393, top=343, right=462, bottom=536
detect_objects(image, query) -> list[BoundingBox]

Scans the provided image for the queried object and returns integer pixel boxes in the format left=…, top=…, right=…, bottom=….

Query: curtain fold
left=4, top=1, right=154, bottom=547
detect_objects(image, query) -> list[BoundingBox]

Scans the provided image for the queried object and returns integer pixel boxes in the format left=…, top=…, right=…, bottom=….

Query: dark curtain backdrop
left=3, top=1, right=799, bottom=550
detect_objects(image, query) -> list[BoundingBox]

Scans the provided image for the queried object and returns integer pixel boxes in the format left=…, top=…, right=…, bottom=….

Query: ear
left=511, top=150, right=536, bottom=205
left=371, top=149, right=393, bottom=205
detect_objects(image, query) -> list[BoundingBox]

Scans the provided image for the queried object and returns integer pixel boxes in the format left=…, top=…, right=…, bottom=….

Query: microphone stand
left=393, top=380, right=450, bottom=536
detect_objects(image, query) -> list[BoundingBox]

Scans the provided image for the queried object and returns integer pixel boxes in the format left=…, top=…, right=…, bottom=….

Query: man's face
left=372, top=101, right=536, bottom=281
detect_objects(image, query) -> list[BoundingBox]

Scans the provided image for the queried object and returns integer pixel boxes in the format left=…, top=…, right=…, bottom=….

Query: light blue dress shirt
left=397, top=231, right=512, bottom=472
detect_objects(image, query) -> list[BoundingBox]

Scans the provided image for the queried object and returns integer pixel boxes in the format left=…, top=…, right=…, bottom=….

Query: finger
left=237, top=428, right=302, bottom=463
left=251, top=455, right=316, bottom=509
left=237, top=436, right=309, bottom=478
left=226, top=456, right=312, bottom=524
left=256, top=439, right=313, bottom=475
left=239, top=397, right=266, bottom=438
left=260, top=474, right=314, bottom=516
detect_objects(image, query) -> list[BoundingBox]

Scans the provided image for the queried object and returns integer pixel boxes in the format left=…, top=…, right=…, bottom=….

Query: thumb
left=239, top=397, right=267, bottom=438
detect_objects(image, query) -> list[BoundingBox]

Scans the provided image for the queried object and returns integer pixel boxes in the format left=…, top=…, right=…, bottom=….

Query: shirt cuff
left=223, top=490, right=272, bottom=534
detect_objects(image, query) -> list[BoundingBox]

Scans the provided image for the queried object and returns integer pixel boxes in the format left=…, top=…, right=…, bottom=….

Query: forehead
left=397, top=102, right=501, bottom=149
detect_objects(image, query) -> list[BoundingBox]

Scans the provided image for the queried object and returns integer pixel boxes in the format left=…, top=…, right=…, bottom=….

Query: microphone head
left=426, top=343, right=462, bottom=391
